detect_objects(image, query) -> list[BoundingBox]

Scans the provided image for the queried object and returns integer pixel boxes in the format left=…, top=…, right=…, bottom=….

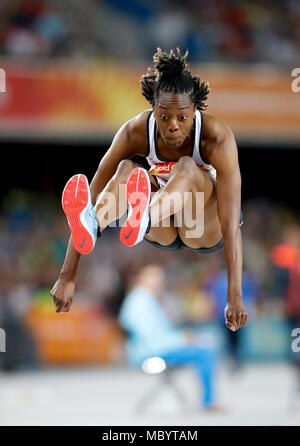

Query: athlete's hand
left=224, top=300, right=248, bottom=331
left=50, top=277, right=75, bottom=313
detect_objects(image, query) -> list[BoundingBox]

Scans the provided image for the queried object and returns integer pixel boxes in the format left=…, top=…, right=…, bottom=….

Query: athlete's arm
left=204, top=115, right=248, bottom=331
left=88, top=112, right=149, bottom=207
left=51, top=111, right=149, bottom=313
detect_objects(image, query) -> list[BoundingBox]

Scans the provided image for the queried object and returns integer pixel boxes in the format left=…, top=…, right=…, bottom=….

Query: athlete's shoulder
left=122, top=109, right=152, bottom=156
left=201, top=112, right=239, bottom=169
left=131, top=108, right=152, bottom=125
left=202, top=111, right=235, bottom=145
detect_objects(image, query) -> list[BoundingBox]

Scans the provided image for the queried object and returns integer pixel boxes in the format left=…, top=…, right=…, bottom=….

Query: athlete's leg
left=94, top=160, right=137, bottom=232
left=144, top=214, right=178, bottom=246
left=95, top=160, right=178, bottom=246
left=148, top=156, right=222, bottom=249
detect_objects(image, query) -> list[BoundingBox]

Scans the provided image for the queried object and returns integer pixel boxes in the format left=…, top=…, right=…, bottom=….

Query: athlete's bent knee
left=114, top=159, right=135, bottom=180
left=176, top=156, right=197, bottom=171
left=172, top=156, right=203, bottom=188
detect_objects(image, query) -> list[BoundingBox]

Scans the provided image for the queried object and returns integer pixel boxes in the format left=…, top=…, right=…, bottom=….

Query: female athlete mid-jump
left=51, top=48, right=247, bottom=332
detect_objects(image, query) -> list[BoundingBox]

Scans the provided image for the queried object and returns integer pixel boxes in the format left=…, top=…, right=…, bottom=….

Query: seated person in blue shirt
left=119, top=264, right=220, bottom=410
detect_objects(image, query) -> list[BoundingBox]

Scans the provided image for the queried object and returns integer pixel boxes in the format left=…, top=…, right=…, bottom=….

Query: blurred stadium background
left=0, top=0, right=300, bottom=426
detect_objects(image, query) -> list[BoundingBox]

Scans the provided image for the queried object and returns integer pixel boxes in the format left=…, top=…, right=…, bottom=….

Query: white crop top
left=145, top=109, right=216, bottom=188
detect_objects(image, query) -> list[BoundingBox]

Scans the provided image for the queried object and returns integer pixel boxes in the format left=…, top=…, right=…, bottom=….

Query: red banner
left=0, top=61, right=299, bottom=143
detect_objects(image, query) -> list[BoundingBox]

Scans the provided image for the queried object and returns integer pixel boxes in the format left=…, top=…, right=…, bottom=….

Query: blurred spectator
left=0, top=0, right=299, bottom=65
left=0, top=0, right=67, bottom=57
left=3, top=28, right=47, bottom=56
left=33, top=2, right=68, bottom=56
left=118, top=264, right=220, bottom=410
left=270, top=222, right=300, bottom=385
left=0, top=273, right=39, bottom=372
left=207, top=268, right=261, bottom=371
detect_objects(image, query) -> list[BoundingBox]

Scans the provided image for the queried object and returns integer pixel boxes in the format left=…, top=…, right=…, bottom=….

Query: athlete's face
left=153, top=92, right=196, bottom=149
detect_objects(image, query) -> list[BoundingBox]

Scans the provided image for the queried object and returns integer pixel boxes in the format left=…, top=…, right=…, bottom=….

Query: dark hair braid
left=140, top=48, right=210, bottom=111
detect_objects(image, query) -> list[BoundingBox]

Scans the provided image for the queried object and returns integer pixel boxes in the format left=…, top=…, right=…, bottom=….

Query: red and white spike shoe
left=62, top=174, right=98, bottom=255
left=120, top=167, right=151, bottom=247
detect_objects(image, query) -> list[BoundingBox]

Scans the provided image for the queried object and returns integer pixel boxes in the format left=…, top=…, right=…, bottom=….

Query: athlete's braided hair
left=140, top=48, right=210, bottom=111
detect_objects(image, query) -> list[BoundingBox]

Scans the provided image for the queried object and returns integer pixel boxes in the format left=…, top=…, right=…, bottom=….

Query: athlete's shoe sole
left=120, top=167, right=151, bottom=247
left=62, top=174, right=95, bottom=255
